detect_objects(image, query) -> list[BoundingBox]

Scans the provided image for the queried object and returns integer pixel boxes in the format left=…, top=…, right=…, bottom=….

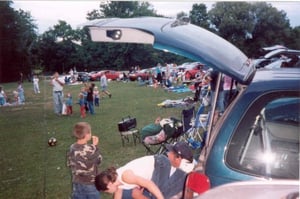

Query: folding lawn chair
left=180, top=103, right=209, bottom=150
left=181, top=106, right=195, bottom=134
left=117, top=116, right=140, bottom=147
left=142, top=117, right=184, bottom=155
left=142, top=139, right=168, bottom=155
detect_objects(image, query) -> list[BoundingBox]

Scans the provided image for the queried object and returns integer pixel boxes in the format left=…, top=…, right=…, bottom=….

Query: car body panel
left=84, top=17, right=255, bottom=84
left=196, top=180, right=299, bottom=199
left=263, top=49, right=300, bottom=59
left=83, top=17, right=300, bottom=188
left=203, top=68, right=300, bottom=187
left=262, top=45, right=287, bottom=51
left=254, top=49, right=300, bottom=68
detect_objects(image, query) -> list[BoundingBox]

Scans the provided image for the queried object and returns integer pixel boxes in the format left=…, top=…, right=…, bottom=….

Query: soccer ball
left=48, top=137, right=57, bottom=146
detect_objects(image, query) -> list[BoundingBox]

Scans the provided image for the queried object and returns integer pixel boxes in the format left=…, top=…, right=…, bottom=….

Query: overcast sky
left=12, top=1, right=300, bottom=34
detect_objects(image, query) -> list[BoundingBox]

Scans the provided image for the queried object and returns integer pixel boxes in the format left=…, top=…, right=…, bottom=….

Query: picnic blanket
left=165, top=85, right=192, bottom=93
left=157, top=96, right=195, bottom=108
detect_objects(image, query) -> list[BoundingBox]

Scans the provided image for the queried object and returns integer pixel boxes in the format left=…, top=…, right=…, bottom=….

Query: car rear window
left=226, top=93, right=299, bottom=179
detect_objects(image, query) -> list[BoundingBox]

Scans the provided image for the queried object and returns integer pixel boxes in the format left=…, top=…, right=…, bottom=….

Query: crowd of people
left=0, top=81, right=27, bottom=107
left=134, top=63, right=238, bottom=113
left=1, top=65, right=238, bottom=199
left=134, top=63, right=238, bottom=115
left=49, top=70, right=112, bottom=117
left=134, top=63, right=183, bottom=89
left=0, top=72, right=43, bottom=107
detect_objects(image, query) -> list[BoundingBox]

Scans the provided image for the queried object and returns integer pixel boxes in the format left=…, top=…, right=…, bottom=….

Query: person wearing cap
left=94, top=141, right=194, bottom=199
left=149, top=141, right=195, bottom=198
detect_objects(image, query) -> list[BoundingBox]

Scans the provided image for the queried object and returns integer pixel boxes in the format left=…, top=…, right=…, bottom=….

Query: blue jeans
left=53, top=91, right=64, bottom=114
left=94, top=98, right=99, bottom=107
left=18, top=91, right=25, bottom=103
left=87, top=101, right=94, bottom=114
left=122, top=189, right=155, bottom=199
left=72, top=183, right=100, bottom=199
left=122, top=189, right=153, bottom=199
left=121, top=190, right=132, bottom=199
left=0, top=97, right=5, bottom=105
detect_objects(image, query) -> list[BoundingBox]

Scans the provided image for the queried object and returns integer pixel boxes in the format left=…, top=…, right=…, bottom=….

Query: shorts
left=101, top=86, right=107, bottom=92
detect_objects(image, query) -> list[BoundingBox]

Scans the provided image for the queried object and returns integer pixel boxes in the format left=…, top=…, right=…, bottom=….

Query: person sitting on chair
left=141, top=117, right=183, bottom=145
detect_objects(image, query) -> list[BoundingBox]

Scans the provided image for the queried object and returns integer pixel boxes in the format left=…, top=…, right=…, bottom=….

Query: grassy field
left=0, top=78, right=194, bottom=199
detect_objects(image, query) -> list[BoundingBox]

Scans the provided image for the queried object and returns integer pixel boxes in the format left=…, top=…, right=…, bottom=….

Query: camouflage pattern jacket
left=67, top=143, right=102, bottom=185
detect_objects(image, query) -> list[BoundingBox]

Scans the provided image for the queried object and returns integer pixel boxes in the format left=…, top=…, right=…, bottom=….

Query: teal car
left=83, top=17, right=300, bottom=187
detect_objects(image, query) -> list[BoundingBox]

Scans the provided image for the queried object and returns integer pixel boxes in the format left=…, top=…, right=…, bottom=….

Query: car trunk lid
left=83, top=17, right=256, bottom=84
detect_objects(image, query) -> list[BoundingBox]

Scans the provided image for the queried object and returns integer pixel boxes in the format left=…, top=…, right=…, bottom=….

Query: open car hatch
left=83, top=17, right=256, bottom=84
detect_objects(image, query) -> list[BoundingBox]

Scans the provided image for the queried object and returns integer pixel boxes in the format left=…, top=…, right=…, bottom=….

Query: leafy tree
left=208, top=2, right=294, bottom=57
left=0, top=1, right=37, bottom=82
left=83, top=1, right=188, bottom=71
left=208, top=2, right=255, bottom=52
left=87, top=1, right=156, bottom=20
left=245, top=2, right=292, bottom=57
left=288, top=26, right=300, bottom=49
left=176, top=11, right=188, bottom=19
left=189, top=3, right=210, bottom=30
left=35, top=21, right=81, bottom=73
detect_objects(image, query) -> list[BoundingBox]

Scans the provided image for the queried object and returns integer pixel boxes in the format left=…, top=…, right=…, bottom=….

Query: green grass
left=0, top=78, right=193, bottom=199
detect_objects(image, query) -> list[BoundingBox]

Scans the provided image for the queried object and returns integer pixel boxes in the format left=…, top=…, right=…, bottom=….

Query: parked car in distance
left=84, top=17, right=300, bottom=188
left=104, top=70, right=123, bottom=80
left=88, top=71, right=101, bottom=81
left=196, top=180, right=299, bottom=199
left=176, top=62, right=207, bottom=80
left=89, top=70, right=122, bottom=81
left=128, top=69, right=153, bottom=81
left=76, top=71, right=89, bottom=82
left=184, top=62, right=206, bottom=80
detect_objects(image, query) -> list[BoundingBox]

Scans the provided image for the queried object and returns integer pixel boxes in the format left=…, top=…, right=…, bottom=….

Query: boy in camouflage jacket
left=67, top=122, right=103, bottom=199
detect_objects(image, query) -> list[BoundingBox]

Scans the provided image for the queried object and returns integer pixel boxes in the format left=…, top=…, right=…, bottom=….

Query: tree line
left=1, top=1, right=299, bottom=82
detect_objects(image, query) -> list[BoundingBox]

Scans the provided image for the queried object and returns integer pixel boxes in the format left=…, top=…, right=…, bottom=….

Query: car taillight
left=186, top=172, right=211, bottom=194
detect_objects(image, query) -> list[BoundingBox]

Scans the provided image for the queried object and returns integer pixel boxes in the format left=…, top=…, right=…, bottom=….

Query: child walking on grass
left=93, top=86, right=100, bottom=107
left=78, top=93, right=86, bottom=118
left=65, top=92, right=73, bottom=115
left=67, top=122, right=103, bottom=199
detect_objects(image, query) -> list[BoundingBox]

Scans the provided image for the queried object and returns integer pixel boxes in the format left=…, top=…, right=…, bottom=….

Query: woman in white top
left=95, top=142, right=195, bottom=199
left=95, top=155, right=163, bottom=199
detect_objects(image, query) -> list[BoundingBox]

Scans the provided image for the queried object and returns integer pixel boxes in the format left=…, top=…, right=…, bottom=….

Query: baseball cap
left=166, top=141, right=193, bottom=163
